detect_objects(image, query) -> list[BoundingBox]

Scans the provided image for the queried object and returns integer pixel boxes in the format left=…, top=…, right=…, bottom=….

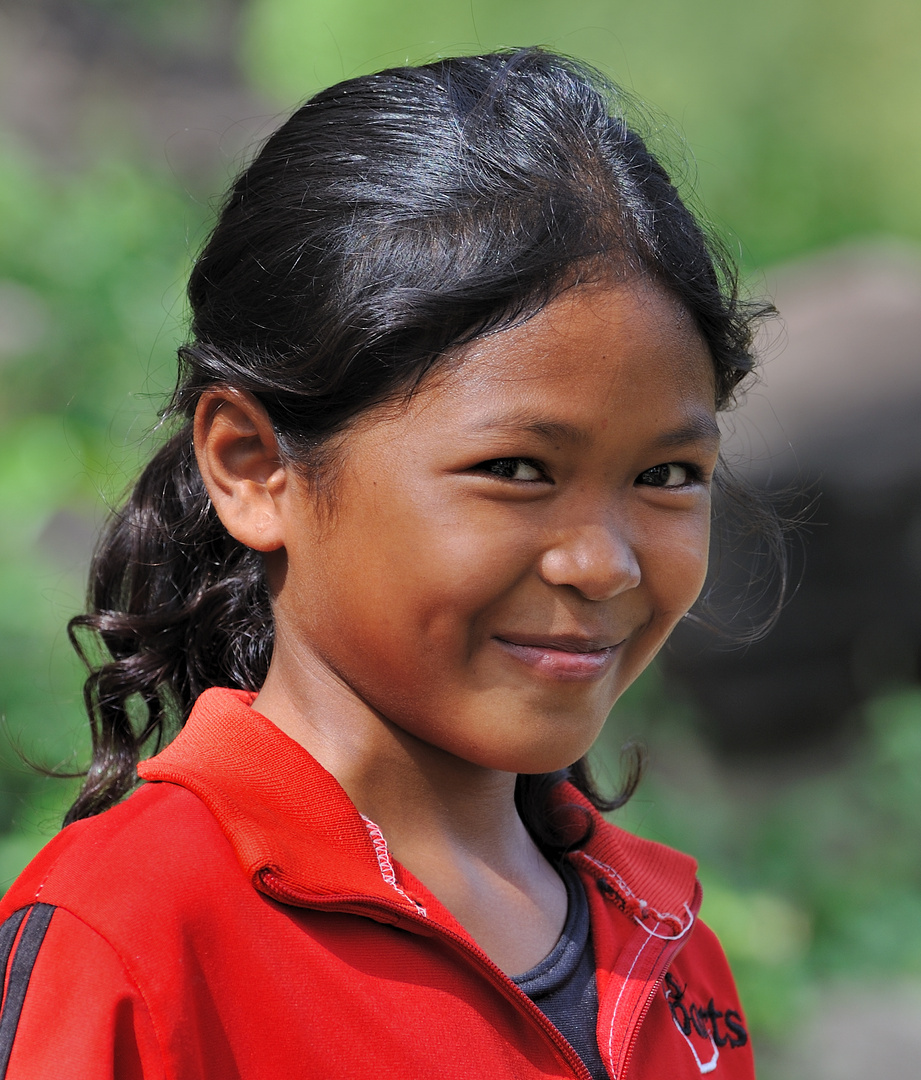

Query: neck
left=253, top=648, right=530, bottom=867
left=252, top=647, right=569, bottom=975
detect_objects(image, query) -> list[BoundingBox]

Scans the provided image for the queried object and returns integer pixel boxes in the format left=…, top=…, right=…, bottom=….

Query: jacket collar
left=139, top=687, right=699, bottom=928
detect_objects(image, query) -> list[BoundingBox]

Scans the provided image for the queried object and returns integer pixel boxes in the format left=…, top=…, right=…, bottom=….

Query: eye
left=480, top=457, right=547, bottom=482
left=636, top=462, right=696, bottom=488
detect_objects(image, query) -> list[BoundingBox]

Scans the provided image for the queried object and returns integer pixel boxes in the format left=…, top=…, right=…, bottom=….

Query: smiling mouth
left=494, top=635, right=622, bottom=681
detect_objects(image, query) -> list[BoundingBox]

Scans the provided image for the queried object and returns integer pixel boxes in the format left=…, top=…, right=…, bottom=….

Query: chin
left=476, top=732, right=604, bottom=777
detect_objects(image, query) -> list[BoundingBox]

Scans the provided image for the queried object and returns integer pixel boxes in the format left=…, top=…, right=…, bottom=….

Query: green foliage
left=0, top=134, right=206, bottom=884
left=601, top=675, right=921, bottom=1038
left=0, top=138, right=192, bottom=441
left=241, top=0, right=921, bottom=267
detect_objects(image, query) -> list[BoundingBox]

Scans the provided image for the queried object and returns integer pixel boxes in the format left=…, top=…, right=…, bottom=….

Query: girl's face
left=271, top=280, right=719, bottom=775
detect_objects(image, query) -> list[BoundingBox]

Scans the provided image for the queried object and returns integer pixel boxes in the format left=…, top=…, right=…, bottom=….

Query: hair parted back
left=67, top=48, right=769, bottom=837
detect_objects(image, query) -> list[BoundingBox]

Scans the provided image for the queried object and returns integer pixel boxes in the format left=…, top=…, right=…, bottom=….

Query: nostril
left=538, top=529, right=640, bottom=601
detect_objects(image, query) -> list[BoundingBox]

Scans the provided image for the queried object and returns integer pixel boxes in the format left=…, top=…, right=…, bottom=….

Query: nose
left=537, top=521, right=641, bottom=602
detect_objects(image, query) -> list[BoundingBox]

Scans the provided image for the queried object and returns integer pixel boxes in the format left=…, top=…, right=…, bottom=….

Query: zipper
left=259, top=869, right=595, bottom=1080
left=574, top=852, right=700, bottom=1080
left=615, top=931, right=689, bottom=1080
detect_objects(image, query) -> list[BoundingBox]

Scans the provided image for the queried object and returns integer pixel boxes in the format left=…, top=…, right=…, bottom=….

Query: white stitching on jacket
left=360, top=815, right=428, bottom=916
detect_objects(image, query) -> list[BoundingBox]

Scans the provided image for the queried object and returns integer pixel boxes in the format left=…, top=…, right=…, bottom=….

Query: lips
left=494, top=633, right=622, bottom=681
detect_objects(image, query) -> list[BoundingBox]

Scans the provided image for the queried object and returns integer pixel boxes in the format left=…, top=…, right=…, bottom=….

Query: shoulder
left=0, top=901, right=166, bottom=1077
left=0, top=785, right=226, bottom=1079
left=0, top=781, right=246, bottom=933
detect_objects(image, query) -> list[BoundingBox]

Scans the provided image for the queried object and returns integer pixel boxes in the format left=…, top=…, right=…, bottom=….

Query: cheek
left=291, top=502, right=501, bottom=662
left=644, top=511, right=712, bottom=623
left=611, top=514, right=711, bottom=697
left=374, top=497, right=533, bottom=618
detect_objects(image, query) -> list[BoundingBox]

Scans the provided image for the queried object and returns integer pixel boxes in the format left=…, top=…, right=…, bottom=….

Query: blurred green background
left=1, top=0, right=919, bottom=1073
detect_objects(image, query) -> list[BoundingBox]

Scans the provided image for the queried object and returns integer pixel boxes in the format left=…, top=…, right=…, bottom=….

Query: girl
left=0, top=49, right=766, bottom=1079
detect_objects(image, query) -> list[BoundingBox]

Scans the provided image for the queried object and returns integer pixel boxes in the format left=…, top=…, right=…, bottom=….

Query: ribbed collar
left=138, top=687, right=699, bottom=925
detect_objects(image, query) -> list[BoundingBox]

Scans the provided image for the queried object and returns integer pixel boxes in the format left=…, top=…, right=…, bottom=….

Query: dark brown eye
left=637, top=463, right=689, bottom=488
left=483, top=458, right=545, bottom=481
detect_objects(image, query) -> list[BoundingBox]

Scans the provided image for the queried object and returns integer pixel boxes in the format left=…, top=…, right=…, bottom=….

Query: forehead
left=421, top=280, right=717, bottom=424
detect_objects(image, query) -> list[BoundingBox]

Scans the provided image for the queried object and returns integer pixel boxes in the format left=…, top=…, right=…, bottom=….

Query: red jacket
left=0, top=688, right=754, bottom=1079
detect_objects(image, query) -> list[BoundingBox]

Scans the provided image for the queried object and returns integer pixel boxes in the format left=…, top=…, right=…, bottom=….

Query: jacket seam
left=31, top=903, right=172, bottom=1080
left=359, top=815, right=428, bottom=915
left=573, top=852, right=689, bottom=934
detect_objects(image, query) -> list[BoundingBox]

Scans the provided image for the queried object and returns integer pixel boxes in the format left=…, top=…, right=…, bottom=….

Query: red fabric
left=0, top=688, right=755, bottom=1079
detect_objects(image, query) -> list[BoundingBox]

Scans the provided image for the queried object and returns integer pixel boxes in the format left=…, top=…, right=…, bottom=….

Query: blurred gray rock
left=0, top=0, right=274, bottom=179
left=728, top=240, right=921, bottom=489
left=665, top=241, right=921, bottom=756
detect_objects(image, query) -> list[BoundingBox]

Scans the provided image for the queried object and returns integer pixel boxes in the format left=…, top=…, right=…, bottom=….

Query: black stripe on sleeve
left=0, top=910, right=29, bottom=1000
left=0, top=904, right=56, bottom=1078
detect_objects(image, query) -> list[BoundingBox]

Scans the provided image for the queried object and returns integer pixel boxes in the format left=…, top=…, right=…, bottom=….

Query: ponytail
left=516, top=745, right=646, bottom=857
left=65, top=424, right=272, bottom=823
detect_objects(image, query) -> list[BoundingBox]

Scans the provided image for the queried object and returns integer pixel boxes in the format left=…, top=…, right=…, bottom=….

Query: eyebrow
left=653, top=413, right=722, bottom=448
left=471, top=410, right=721, bottom=449
left=472, top=415, right=591, bottom=447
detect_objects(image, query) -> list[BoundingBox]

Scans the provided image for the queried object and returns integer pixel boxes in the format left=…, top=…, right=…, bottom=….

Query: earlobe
left=193, top=388, right=288, bottom=552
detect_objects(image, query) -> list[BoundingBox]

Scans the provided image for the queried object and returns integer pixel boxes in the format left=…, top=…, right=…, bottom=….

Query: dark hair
left=67, top=48, right=771, bottom=844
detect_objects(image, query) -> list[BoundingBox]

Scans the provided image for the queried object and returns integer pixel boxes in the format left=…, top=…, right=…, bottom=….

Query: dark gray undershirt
left=511, top=863, right=608, bottom=1079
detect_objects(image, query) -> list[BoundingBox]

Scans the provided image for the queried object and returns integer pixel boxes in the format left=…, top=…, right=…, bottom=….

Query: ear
left=194, top=387, right=288, bottom=552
